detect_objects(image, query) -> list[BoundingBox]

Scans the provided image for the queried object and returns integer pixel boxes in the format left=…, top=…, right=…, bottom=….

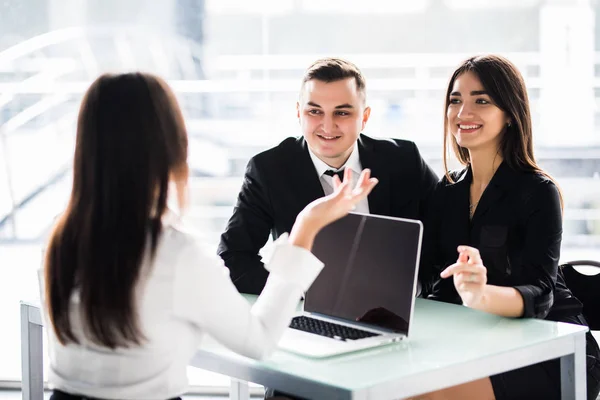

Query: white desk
left=191, top=296, right=588, bottom=400
left=21, top=297, right=588, bottom=400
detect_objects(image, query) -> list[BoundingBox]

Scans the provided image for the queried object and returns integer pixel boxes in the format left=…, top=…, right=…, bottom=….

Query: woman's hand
left=440, top=246, right=488, bottom=308
left=289, top=168, right=378, bottom=250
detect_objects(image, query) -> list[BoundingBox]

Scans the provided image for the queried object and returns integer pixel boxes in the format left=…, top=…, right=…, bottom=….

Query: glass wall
left=1, top=0, right=599, bottom=389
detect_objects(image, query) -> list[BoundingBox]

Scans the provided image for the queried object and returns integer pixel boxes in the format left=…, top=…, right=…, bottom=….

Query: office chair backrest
left=561, top=260, right=600, bottom=331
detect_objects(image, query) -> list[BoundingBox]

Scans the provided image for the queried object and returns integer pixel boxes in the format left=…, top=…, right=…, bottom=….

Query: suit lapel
left=446, top=169, right=472, bottom=244
left=290, top=138, right=325, bottom=208
left=357, top=135, right=391, bottom=216
left=471, top=162, right=511, bottom=222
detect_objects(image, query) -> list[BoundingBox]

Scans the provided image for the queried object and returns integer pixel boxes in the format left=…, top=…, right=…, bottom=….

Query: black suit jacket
left=423, top=162, right=581, bottom=321
left=218, top=134, right=438, bottom=294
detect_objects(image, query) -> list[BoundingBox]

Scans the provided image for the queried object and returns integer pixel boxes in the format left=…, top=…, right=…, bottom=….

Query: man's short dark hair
left=301, top=58, right=366, bottom=100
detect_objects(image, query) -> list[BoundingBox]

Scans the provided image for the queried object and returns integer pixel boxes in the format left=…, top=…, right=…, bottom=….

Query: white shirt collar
left=307, top=142, right=362, bottom=177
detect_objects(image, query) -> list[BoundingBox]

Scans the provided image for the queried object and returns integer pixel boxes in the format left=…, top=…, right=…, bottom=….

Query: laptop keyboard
left=289, top=316, right=381, bottom=341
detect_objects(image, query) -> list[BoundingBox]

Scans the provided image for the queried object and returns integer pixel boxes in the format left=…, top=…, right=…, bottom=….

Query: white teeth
left=320, top=135, right=337, bottom=139
left=459, top=124, right=481, bottom=130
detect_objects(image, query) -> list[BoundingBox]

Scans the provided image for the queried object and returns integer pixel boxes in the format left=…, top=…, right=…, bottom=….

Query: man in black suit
left=218, top=57, right=438, bottom=295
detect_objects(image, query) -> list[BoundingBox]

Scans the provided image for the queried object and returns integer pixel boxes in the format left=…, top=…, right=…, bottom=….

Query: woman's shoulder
left=438, top=168, right=468, bottom=187
left=426, top=169, right=468, bottom=208
left=521, top=170, right=556, bottom=185
left=515, top=170, right=559, bottom=196
left=162, top=224, right=198, bottom=249
left=162, top=220, right=208, bottom=258
left=156, top=212, right=216, bottom=269
left=153, top=225, right=227, bottom=290
left=500, top=169, right=561, bottom=214
left=161, top=210, right=198, bottom=244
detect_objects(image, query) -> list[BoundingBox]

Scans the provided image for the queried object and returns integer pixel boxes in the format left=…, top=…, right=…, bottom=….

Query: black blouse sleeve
left=513, top=180, right=562, bottom=318
left=420, top=178, right=461, bottom=303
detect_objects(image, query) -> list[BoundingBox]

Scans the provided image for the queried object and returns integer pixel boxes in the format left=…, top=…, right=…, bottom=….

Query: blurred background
left=1, top=0, right=600, bottom=393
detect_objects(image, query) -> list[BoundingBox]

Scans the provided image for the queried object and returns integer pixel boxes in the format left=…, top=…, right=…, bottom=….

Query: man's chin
left=314, top=152, right=348, bottom=167
left=307, top=141, right=354, bottom=165
left=315, top=149, right=343, bottom=159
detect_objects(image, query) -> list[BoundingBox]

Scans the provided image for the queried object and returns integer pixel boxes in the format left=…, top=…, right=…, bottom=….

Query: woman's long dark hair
left=442, top=54, right=563, bottom=206
left=45, top=73, right=188, bottom=348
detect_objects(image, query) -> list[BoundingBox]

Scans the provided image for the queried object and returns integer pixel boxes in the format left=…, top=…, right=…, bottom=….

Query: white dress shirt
left=307, top=143, right=370, bottom=214
left=39, top=212, right=324, bottom=400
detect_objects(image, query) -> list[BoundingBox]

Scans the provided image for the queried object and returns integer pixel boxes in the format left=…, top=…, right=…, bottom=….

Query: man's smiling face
left=297, top=77, right=370, bottom=169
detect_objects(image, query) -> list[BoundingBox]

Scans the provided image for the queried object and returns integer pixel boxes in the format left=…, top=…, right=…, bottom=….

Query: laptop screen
left=305, top=213, right=422, bottom=336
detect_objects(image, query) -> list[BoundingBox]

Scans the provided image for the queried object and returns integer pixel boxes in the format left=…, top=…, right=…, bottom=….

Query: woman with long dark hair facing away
left=41, top=72, right=378, bottom=400
left=417, top=55, right=600, bottom=400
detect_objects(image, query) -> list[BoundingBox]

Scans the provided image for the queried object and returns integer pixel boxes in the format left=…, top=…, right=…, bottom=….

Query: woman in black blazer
left=417, top=55, right=600, bottom=400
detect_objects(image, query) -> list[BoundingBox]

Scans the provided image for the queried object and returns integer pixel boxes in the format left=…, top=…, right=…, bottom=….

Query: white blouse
left=39, top=215, right=324, bottom=400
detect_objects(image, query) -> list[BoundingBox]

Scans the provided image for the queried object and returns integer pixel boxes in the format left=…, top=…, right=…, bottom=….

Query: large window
left=1, top=0, right=599, bottom=389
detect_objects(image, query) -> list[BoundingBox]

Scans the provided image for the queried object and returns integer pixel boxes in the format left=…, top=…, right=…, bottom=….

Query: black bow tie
left=324, top=169, right=345, bottom=181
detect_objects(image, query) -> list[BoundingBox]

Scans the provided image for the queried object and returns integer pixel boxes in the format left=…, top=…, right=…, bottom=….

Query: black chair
left=561, top=261, right=600, bottom=400
left=561, top=260, right=600, bottom=331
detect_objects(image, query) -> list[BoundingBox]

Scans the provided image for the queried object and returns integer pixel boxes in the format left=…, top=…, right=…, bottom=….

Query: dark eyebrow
left=449, top=90, right=488, bottom=96
left=305, top=101, right=354, bottom=109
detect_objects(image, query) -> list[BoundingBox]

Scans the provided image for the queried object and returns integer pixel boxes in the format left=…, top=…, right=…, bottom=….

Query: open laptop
left=277, top=212, right=423, bottom=358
